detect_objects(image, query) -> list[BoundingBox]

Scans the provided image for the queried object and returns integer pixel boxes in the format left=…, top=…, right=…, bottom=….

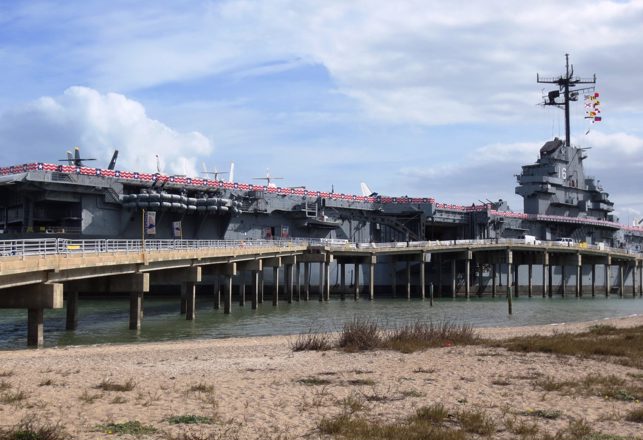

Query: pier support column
left=591, top=264, right=596, bottom=297
left=286, top=264, right=294, bottom=304
left=180, top=285, right=187, bottom=315
left=491, top=264, right=497, bottom=298
left=251, top=271, right=259, bottom=310
left=224, top=275, right=233, bottom=314
left=420, top=259, right=426, bottom=300
left=506, top=251, right=513, bottom=297
left=406, top=260, right=412, bottom=300
left=296, top=263, right=301, bottom=302
left=605, top=263, right=611, bottom=296
left=324, top=261, right=331, bottom=301
left=639, top=262, right=642, bottom=297
left=514, top=264, right=519, bottom=298
left=340, top=263, right=346, bottom=301
left=391, top=260, right=397, bottom=298
left=542, top=264, right=547, bottom=298
left=259, top=271, right=264, bottom=304
left=632, top=263, right=637, bottom=298
left=318, top=263, right=324, bottom=302
left=354, top=263, right=360, bottom=301
left=575, top=254, right=582, bottom=298
left=619, top=264, right=625, bottom=298
left=214, top=277, right=221, bottom=310
left=465, top=258, right=470, bottom=299
left=27, top=308, right=44, bottom=347
left=65, top=291, right=79, bottom=331
left=438, top=256, right=443, bottom=297
left=304, top=263, right=310, bottom=301
left=528, top=264, right=533, bottom=298
left=548, top=263, right=553, bottom=298
left=0, top=283, right=63, bottom=348
left=543, top=252, right=548, bottom=298
left=476, top=262, right=483, bottom=297
left=273, top=266, right=280, bottom=306
left=239, top=274, right=246, bottom=307
left=561, top=265, right=566, bottom=297
left=185, top=282, right=196, bottom=321
left=369, top=261, right=375, bottom=301
left=451, top=259, right=457, bottom=298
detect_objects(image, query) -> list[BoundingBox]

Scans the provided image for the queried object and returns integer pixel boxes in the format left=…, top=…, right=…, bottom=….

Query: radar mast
left=537, top=54, right=596, bottom=147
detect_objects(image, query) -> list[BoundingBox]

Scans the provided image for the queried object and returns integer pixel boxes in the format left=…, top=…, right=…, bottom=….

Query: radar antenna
left=537, top=54, right=596, bottom=147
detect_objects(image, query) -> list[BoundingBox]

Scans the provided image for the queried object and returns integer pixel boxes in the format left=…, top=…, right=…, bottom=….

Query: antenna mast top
left=537, top=54, right=596, bottom=147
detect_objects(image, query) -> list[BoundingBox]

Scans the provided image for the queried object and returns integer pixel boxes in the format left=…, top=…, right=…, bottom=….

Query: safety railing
left=323, top=238, right=642, bottom=255
left=1, top=237, right=640, bottom=259
left=0, top=238, right=314, bottom=258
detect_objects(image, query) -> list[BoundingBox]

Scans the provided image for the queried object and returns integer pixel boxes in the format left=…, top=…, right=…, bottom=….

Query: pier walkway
left=0, top=238, right=641, bottom=346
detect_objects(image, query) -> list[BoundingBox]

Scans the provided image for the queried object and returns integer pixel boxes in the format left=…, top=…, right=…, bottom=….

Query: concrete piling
left=224, top=275, right=233, bottom=314
left=27, top=308, right=44, bottom=347
left=65, top=291, right=79, bottom=331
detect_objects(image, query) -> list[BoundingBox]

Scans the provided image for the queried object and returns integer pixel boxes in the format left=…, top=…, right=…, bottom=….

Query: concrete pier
left=420, top=259, right=426, bottom=300
left=451, top=259, right=456, bottom=298
left=354, top=262, right=360, bottom=300
left=252, top=271, right=260, bottom=309
left=2, top=238, right=640, bottom=347
left=66, top=291, right=79, bottom=331
left=273, top=266, right=280, bottom=306
left=406, top=260, right=412, bottom=299
left=304, top=262, right=310, bottom=301
left=224, top=275, right=233, bottom=314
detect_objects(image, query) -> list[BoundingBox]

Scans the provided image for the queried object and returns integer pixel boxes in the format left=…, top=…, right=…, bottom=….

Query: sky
left=0, top=0, right=642, bottom=223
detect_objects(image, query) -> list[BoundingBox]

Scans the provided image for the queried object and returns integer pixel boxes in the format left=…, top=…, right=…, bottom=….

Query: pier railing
left=0, top=238, right=314, bottom=258
left=1, top=237, right=640, bottom=259
left=328, top=238, right=642, bottom=255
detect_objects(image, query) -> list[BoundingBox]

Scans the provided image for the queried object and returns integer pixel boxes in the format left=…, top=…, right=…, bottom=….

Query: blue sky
left=1, top=0, right=642, bottom=222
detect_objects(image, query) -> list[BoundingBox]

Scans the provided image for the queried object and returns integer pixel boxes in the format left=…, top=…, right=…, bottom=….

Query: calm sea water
left=1, top=295, right=642, bottom=350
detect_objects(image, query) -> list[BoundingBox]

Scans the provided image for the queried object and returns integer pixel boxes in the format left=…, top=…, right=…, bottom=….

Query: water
left=1, top=295, right=642, bottom=350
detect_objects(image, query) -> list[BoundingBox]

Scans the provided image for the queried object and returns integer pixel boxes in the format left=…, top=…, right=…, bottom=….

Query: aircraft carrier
left=1, top=57, right=642, bottom=250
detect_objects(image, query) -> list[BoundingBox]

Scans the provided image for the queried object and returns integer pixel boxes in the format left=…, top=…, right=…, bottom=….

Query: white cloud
left=6, top=1, right=643, bottom=127
left=0, top=87, right=212, bottom=175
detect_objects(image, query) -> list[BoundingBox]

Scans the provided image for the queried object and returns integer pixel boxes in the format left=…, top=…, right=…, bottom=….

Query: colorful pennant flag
left=584, top=91, right=602, bottom=124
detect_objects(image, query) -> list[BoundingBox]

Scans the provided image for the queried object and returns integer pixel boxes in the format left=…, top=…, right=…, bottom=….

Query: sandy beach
left=1, top=315, right=642, bottom=439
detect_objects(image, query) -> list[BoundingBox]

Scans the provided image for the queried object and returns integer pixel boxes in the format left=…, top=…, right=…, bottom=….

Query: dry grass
left=337, top=319, right=381, bottom=352
left=297, top=377, right=333, bottom=386
left=188, top=383, right=215, bottom=393
left=626, top=407, right=643, bottom=423
left=95, top=421, right=157, bottom=435
left=383, top=321, right=478, bottom=353
left=490, top=324, right=643, bottom=368
left=0, top=417, right=67, bottom=440
left=0, top=389, right=27, bottom=404
left=318, top=404, right=496, bottom=439
left=165, top=415, right=216, bottom=425
left=456, top=409, right=496, bottom=436
left=95, top=378, right=136, bottom=392
left=78, top=390, right=102, bottom=404
left=345, top=378, right=375, bottom=386
left=290, top=330, right=332, bottom=351
left=335, top=319, right=477, bottom=353
left=534, top=374, right=643, bottom=401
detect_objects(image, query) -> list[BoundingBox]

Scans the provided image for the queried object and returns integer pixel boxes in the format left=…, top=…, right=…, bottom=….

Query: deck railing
left=0, top=237, right=640, bottom=259
left=0, top=238, right=313, bottom=258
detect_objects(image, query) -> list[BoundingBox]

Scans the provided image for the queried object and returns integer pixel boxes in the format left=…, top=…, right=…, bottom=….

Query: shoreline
left=1, top=306, right=641, bottom=353
left=1, top=315, right=642, bottom=439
